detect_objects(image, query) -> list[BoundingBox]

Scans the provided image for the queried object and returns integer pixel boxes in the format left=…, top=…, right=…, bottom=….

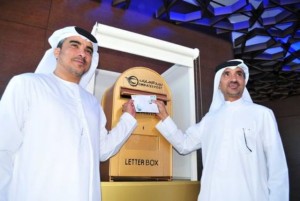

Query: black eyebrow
left=222, top=68, right=245, bottom=78
left=69, top=40, right=93, bottom=53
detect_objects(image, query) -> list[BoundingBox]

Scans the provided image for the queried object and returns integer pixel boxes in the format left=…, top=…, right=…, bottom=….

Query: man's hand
left=122, top=99, right=136, bottom=117
left=154, top=100, right=169, bottom=121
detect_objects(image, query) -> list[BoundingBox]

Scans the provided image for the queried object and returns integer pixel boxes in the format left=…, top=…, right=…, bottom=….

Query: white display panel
left=162, top=64, right=197, bottom=180
left=92, top=23, right=199, bottom=68
left=92, top=23, right=199, bottom=181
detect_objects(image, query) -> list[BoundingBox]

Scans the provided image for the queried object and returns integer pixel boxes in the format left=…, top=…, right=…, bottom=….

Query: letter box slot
left=120, top=87, right=170, bottom=103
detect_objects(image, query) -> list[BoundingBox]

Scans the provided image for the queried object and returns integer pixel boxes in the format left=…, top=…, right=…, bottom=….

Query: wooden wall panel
left=263, top=96, right=300, bottom=201
left=47, top=0, right=101, bottom=31
left=0, top=0, right=50, bottom=95
left=97, top=48, right=171, bottom=74
left=0, top=0, right=51, bottom=27
left=277, top=116, right=300, bottom=201
left=263, top=96, right=300, bottom=117
left=0, top=21, right=46, bottom=96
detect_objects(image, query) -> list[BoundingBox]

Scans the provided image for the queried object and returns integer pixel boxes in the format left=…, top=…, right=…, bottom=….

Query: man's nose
left=230, top=74, right=238, bottom=81
left=78, top=48, right=87, bottom=57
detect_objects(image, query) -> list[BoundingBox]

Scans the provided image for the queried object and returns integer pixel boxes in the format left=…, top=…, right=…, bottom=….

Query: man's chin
left=74, top=71, right=86, bottom=78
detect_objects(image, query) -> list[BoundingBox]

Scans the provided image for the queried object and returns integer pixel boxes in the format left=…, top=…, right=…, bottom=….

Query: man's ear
left=54, top=48, right=60, bottom=59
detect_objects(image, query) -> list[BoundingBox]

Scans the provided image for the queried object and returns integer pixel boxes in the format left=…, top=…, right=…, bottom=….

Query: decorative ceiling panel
left=112, top=0, right=300, bottom=102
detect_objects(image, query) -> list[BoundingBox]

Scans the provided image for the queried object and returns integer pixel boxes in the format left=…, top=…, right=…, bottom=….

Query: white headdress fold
left=35, top=26, right=99, bottom=89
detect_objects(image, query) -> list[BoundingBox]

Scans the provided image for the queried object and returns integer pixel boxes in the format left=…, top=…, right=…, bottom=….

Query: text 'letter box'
left=101, top=67, right=173, bottom=181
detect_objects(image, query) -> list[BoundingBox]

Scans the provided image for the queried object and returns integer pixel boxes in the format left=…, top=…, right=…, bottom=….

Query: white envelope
left=131, top=95, right=159, bottom=113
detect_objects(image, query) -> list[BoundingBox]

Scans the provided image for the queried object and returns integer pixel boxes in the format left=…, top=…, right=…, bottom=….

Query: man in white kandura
left=155, top=59, right=289, bottom=201
left=0, top=26, right=137, bottom=201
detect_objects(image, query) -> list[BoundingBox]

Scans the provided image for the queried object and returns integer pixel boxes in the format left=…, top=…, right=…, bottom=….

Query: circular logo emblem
left=126, top=76, right=139, bottom=86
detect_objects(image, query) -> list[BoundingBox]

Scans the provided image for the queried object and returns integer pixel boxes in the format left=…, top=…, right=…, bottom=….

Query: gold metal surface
left=101, top=181, right=200, bottom=201
left=101, top=67, right=173, bottom=181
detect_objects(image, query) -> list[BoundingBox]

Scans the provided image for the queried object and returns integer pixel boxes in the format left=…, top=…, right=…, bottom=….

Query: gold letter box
left=101, top=67, right=173, bottom=181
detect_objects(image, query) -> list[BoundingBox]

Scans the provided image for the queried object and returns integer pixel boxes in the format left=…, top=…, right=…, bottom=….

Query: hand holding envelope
left=131, top=95, right=159, bottom=113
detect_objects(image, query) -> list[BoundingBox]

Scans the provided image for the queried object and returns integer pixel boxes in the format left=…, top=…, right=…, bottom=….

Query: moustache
left=73, top=56, right=86, bottom=64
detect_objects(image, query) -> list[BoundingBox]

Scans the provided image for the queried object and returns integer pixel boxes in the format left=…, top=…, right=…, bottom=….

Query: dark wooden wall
left=262, top=96, right=300, bottom=201
left=2, top=0, right=298, bottom=201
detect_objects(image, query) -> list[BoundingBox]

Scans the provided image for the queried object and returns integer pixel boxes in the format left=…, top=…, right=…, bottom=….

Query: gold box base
left=101, top=180, right=200, bottom=201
